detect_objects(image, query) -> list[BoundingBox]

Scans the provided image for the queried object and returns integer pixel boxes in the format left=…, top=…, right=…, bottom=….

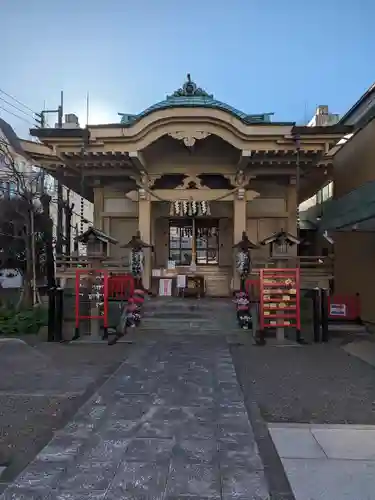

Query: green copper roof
left=119, top=74, right=274, bottom=126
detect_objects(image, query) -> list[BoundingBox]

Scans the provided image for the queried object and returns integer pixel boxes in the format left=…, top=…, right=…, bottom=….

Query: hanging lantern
left=130, top=249, right=144, bottom=278
left=192, top=201, right=197, bottom=216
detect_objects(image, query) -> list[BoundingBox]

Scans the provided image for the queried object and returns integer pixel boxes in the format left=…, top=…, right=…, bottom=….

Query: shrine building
left=22, top=75, right=350, bottom=296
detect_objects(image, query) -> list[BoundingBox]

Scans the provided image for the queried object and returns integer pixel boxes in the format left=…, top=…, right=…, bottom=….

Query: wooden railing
left=56, top=255, right=130, bottom=274
left=56, top=255, right=333, bottom=276
left=252, top=256, right=333, bottom=274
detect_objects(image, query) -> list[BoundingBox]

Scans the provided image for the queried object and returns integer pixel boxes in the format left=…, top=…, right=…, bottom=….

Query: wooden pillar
left=103, top=217, right=110, bottom=257
left=233, top=196, right=247, bottom=290
left=93, top=186, right=104, bottom=230
left=286, top=179, right=298, bottom=255
left=286, top=178, right=297, bottom=233
left=138, top=195, right=151, bottom=290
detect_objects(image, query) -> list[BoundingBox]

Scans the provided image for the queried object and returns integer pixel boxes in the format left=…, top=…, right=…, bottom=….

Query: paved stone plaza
left=0, top=339, right=270, bottom=499
left=269, top=423, right=375, bottom=500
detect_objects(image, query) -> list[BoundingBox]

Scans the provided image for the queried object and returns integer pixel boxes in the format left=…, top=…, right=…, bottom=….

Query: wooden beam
left=237, top=149, right=252, bottom=168
left=76, top=168, right=136, bottom=176
left=125, top=189, right=260, bottom=202
left=129, top=151, right=147, bottom=171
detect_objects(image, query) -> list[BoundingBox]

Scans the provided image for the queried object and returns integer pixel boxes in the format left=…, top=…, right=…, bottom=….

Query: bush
left=0, top=305, right=48, bottom=335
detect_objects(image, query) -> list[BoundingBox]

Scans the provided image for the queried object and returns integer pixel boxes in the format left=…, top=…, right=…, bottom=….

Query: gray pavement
left=0, top=341, right=132, bottom=489
left=231, top=342, right=375, bottom=425
left=0, top=339, right=270, bottom=499
left=269, top=423, right=375, bottom=500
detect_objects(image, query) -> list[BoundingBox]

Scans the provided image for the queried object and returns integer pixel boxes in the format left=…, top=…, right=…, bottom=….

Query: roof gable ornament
left=168, top=74, right=213, bottom=99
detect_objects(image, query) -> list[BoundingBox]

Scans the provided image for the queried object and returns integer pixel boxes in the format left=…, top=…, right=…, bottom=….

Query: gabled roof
left=118, top=74, right=287, bottom=127
left=339, top=82, right=375, bottom=127
left=0, top=118, right=28, bottom=157
left=259, top=230, right=300, bottom=246
left=75, top=226, right=118, bottom=244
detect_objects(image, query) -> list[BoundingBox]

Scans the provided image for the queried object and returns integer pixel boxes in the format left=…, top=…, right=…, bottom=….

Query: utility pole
left=41, top=193, right=56, bottom=341
left=295, top=134, right=301, bottom=239
left=35, top=91, right=63, bottom=129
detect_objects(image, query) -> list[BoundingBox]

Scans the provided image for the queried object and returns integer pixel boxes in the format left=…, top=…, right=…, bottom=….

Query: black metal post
left=64, top=200, right=73, bottom=256
left=321, top=288, right=329, bottom=342
left=41, top=194, right=56, bottom=342
left=312, top=288, right=321, bottom=343
left=56, top=184, right=63, bottom=255
left=255, top=329, right=266, bottom=346
left=355, top=292, right=362, bottom=325
left=55, top=288, right=63, bottom=342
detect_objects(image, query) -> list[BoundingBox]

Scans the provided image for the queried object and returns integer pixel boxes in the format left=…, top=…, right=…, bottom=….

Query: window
left=168, top=218, right=219, bottom=265
left=316, top=182, right=333, bottom=204
left=9, top=181, right=18, bottom=197
left=321, top=182, right=333, bottom=202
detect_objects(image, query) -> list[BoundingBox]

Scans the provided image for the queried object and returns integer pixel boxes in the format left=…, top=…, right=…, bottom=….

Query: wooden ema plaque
left=259, top=268, right=301, bottom=330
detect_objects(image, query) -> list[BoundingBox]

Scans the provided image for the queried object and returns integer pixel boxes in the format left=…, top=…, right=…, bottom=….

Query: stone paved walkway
left=1, top=339, right=270, bottom=499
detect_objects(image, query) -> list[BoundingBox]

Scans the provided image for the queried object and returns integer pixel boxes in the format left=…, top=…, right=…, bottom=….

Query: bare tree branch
left=0, top=135, right=49, bottom=307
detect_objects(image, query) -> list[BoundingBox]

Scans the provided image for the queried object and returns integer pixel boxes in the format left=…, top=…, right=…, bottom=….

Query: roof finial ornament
left=167, top=74, right=213, bottom=99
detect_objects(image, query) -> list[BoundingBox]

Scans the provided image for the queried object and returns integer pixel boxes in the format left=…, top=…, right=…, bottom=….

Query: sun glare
left=77, top=103, right=118, bottom=127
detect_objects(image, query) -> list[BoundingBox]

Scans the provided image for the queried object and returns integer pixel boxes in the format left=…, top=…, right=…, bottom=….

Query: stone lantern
left=75, top=227, right=118, bottom=265
left=73, top=227, right=118, bottom=341
left=233, top=231, right=258, bottom=291
left=121, top=230, right=154, bottom=289
left=259, top=229, right=300, bottom=262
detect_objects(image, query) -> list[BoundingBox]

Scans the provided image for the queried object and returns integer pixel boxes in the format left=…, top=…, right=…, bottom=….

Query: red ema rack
left=259, top=268, right=301, bottom=330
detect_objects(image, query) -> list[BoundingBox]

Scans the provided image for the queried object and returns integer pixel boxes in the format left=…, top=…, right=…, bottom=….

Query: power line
left=0, top=95, right=35, bottom=120
left=0, top=88, right=37, bottom=115
left=0, top=105, right=35, bottom=127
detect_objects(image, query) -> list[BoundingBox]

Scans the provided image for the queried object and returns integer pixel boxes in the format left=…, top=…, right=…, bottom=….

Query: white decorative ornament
left=192, top=201, right=197, bottom=215
left=237, top=188, right=245, bottom=200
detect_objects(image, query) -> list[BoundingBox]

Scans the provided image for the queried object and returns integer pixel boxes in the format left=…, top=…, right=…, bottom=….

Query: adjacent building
left=0, top=117, right=93, bottom=259
left=300, top=83, right=375, bottom=323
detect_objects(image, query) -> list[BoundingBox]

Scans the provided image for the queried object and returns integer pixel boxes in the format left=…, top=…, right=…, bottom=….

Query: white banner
left=177, top=274, right=187, bottom=288
left=159, top=278, right=172, bottom=296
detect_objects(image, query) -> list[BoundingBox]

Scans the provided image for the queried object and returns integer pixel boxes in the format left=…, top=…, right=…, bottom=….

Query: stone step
left=130, top=329, right=243, bottom=336
left=128, top=297, right=239, bottom=336
left=328, top=322, right=367, bottom=333
left=141, top=321, right=235, bottom=331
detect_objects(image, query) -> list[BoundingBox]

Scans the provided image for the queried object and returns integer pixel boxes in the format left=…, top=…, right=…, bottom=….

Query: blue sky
left=1, top=0, right=374, bottom=137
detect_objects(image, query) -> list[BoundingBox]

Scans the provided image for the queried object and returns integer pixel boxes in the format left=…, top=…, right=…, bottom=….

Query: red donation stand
left=260, top=268, right=301, bottom=338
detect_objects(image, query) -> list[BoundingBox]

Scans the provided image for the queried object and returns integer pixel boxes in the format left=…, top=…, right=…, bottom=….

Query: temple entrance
left=168, top=218, right=220, bottom=266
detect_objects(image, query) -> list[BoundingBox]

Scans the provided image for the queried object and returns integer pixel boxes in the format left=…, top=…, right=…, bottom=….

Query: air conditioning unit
left=57, top=114, right=80, bottom=129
